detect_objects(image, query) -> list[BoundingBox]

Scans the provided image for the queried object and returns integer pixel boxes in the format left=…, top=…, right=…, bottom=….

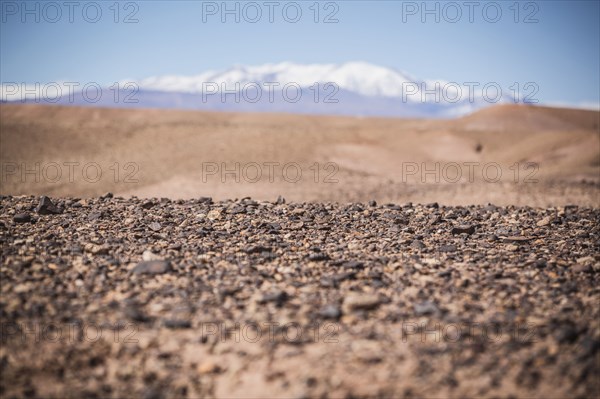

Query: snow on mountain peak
left=136, top=62, right=418, bottom=98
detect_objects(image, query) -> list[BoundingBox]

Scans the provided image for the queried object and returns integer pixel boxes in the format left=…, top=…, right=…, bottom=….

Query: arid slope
left=1, top=104, right=598, bottom=206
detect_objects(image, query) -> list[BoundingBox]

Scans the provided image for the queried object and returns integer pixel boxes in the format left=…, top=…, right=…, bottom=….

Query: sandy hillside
left=1, top=103, right=598, bottom=206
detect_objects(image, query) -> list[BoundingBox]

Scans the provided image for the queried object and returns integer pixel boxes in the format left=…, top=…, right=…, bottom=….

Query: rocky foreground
left=1, top=195, right=599, bottom=398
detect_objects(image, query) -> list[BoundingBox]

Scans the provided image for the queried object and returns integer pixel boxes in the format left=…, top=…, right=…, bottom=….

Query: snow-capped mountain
left=2, top=62, right=525, bottom=118
left=136, top=62, right=417, bottom=99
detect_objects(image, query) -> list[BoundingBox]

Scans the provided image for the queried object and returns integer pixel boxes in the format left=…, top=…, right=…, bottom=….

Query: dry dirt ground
left=1, top=104, right=598, bottom=207
left=0, top=195, right=599, bottom=398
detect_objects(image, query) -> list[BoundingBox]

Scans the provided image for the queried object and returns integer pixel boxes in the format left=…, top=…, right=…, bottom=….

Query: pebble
left=141, top=201, right=155, bottom=209
left=13, top=213, right=31, bottom=223
left=197, top=361, right=221, bottom=375
left=163, top=319, right=191, bottom=329
left=258, top=289, right=288, bottom=305
left=318, top=304, right=341, bottom=319
left=414, top=301, right=439, bottom=316
left=149, top=222, right=162, bottom=232
left=35, top=196, right=62, bottom=215
left=343, top=293, right=381, bottom=312
left=439, top=244, right=457, bottom=253
left=207, top=209, right=221, bottom=220
left=537, top=216, right=553, bottom=227
left=132, top=260, right=171, bottom=275
left=451, top=225, right=475, bottom=235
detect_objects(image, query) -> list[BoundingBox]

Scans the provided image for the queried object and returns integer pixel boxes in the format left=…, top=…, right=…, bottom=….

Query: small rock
left=343, top=293, right=381, bottom=312
left=576, top=256, right=594, bottom=264
left=228, top=205, right=245, bottom=214
left=502, top=236, right=533, bottom=243
left=197, top=361, right=221, bottom=374
left=141, top=201, right=155, bottom=209
left=439, top=244, right=457, bottom=253
left=149, top=222, right=162, bottom=232
left=437, top=269, right=452, bottom=277
left=84, top=243, right=109, bottom=255
left=13, top=213, right=31, bottom=223
left=342, top=261, right=364, bottom=269
left=572, top=263, right=592, bottom=273
left=258, top=289, right=288, bottom=305
left=289, top=221, right=304, bottom=230
left=318, top=304, right=341, bottom=319
left=536, top=216, right=553, bottom=227
left=133, top=260, right=171, bottom=275
left=88, top=211, right=103, bottom=220
left=414, top=301, right=438, bottom=316
left=245, top=245, right=271, bottom=254
left=125, top=306, right=150, bottom=322
left=555, top=324, right=578, bottom=344
left=308, top=253, right=330, bottom=261
left=506, top=244, right=519, bottom=251
left=411, top=240, right=426, bottom=249
left=36, top=196, right=61, bottom=215
left=163, top=319, right=191, bottom=329
left=451, top=225, right=475, bottom=235
left=207, top=209, right=221, bottom=220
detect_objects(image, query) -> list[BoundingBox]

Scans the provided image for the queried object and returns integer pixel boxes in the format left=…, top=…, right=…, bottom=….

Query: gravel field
left=1, top=195, right=599, bottom=398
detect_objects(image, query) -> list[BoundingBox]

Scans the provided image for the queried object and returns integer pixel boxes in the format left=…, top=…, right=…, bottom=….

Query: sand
left=1, top=103, right=598, bottom=207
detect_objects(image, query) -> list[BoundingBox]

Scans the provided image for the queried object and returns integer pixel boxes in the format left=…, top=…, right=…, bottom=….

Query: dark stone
left=258, top=289, right=288, bottom=305
left=125, top=306, right=150, bottom=322
left=451, top=225, right=475, bottom=235
left=36, top=196, right=62, bottom=215
left=245, top=245, right=271, bottom=254
left=342, top=261, right=364, bottom=269
left=411, top=240, right=426, bottom=249
left=163, top=319, right=191, bottom=329
left=88, top=211, right=103, bottom=221
left=331, top=272, right=356, bottom=283
left=13, top=213, right=31, bottom=223
left=502, top=236, right=534, bottom=243
left=141, top=201, right=155, bottom=209
left=308, top=253, right=330, bottom=261
left=439, top=244, right=457, bottom=253
left=437, top=270, right=452, bottom=278
left=556, top=324, right=579, bottom=344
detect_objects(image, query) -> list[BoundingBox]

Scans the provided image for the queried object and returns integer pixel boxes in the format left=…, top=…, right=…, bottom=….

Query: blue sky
left=1, top=0, right=599, bottom=106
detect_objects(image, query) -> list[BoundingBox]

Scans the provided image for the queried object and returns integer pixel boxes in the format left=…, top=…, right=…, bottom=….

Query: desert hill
left=1, top=103, right=598, bottom=206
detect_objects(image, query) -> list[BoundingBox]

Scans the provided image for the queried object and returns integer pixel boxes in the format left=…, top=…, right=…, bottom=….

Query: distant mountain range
left=1, top=62, right=534, bottom=118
